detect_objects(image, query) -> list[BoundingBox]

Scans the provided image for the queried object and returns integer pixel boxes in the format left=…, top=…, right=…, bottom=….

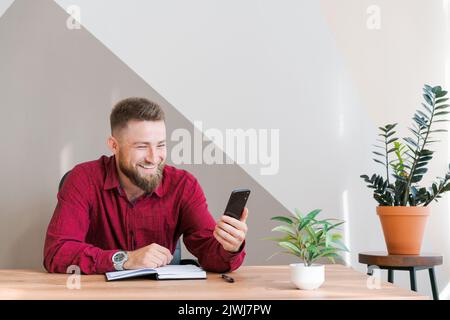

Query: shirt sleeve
left=179, top=174, right=246, bottom=273
left=43, top=166, right=118, bottom=274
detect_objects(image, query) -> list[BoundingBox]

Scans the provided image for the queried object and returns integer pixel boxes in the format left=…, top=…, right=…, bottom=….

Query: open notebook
left=105, top=264, right=207, bottom=281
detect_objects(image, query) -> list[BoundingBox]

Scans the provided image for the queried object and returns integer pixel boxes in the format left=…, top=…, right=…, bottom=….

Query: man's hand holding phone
left=214, top=189, right=251, bottom=253
left=214, top=207, right=249, bottom=253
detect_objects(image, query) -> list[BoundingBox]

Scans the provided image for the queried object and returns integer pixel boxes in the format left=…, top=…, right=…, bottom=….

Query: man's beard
left=118, top=156, right=165, bottom=193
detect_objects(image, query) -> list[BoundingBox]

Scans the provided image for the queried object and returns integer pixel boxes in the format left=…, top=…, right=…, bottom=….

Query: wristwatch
left=112, top=251, right=129, bottom=271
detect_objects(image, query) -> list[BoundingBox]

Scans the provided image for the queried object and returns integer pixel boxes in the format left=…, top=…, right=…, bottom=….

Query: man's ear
left=107, top=136, right=119, bottom=155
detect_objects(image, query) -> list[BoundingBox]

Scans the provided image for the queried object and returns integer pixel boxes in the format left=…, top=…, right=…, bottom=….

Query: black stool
left=359, top=251, right=443, bottom=300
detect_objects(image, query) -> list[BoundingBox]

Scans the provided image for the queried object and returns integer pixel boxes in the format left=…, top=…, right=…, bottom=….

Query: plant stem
left=385, top=132, right=390, bottom=185
left=402, top=96, right=435, bottom=205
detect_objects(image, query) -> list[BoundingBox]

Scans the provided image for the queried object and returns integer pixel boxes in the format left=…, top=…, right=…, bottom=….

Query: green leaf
left=293, top=208, right=303, bottom=220
left=423, top=93, right=433, bottom=106
left=429, top=129, right=448, bottom=133
left=387, top=138, right=398, bottom=144
left=372, top=151, right=384, bottom=157
left=271, top=216, right=294, bottom=225
left=331, top=239, right=349, bottom=252
left=271, top=225, right=297, bottom=237
left=435, top=90, right=448, bottom=98
left=331, top=233, right=342, bottom=241
left=328, top=221, right=345, bottom=230
left=416, top=110, right=429, bottom=120
left=261, top=236, right=292, bottom=242
left=278, top=241, right=301, bottom=255
left=433, top=86, right=443, bottom=94
left=305, top=209, right=322, bottom=221
left=298, top=209, right=321, bottom=230
left=442, top=183, right=450, bottom=192
left=314, top=248, right=339, bottom=259
left=386, top=131, right=396, bottom=138
left=385, top=123, right=398, bottom=131
left=325, top=232, right=331, bottom=247
left=304, top=225, right=317, bottom=242
left=414, top=168, right=428, bottom=175
left=435, top=104, right=450, bottom=110
left=432, top=183, right=438, bottom=194
left=415, top=161, right=428, bottom=168
left=417, top=155, right=433, bottom=162
left=436, top=98, right=449, bottom=104
left=373, top=159, right=385, bottom=166
left=433, top=119, right=450, bottom=123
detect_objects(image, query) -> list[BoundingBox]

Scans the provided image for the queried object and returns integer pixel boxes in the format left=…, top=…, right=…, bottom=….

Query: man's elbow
left=43, top=254, right=57, bottom=273
left=201, top=264, right=231, bottom=273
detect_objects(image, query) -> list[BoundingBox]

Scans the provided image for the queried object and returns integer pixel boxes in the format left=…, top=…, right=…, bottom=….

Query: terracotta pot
left=377, top=206, right=430, bottom=255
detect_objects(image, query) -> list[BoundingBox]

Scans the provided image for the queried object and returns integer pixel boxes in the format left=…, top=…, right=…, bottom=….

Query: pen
left=221, top=274, right=235, bottom=283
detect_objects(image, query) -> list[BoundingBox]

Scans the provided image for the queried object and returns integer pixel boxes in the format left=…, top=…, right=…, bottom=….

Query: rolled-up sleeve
left=43, top=166, right=117, bottom=274
left=179, top=175, right=246, bottom=273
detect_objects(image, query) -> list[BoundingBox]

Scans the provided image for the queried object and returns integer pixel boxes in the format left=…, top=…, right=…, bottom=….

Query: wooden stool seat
left=358, top=251, right=443, bottom=300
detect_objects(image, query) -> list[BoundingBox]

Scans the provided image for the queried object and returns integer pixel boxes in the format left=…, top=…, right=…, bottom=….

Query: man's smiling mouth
left=138, top=164, right=156, bottom=170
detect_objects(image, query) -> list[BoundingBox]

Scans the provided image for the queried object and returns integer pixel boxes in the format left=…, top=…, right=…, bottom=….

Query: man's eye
left=158, top=144, right=166, bottom=148
left=137, top=146, right=147, bottom=149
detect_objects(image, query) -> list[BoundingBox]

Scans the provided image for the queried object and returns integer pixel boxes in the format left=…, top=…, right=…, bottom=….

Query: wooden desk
left=0, top=265, right=428, bottom=300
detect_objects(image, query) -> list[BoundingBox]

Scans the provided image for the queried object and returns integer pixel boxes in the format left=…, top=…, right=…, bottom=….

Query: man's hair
left=110, top=97, right=165, bottom=136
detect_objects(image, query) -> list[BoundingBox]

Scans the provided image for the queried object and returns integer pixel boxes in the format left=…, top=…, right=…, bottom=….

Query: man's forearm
left=44, top=240, right=118, bottom=274
left=188, top=236, right=246, bottom=273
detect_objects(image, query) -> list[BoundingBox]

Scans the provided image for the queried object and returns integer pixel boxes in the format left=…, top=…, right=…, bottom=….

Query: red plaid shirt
left=43, top=155, right=245, bottom=274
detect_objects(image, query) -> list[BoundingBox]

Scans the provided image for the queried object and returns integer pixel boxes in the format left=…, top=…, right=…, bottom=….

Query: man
left=43, top=97, right=248, bottom=274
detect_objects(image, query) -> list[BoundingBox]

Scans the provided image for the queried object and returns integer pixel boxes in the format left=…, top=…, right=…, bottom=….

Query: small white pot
left=289, top=263, right=325, bottom=290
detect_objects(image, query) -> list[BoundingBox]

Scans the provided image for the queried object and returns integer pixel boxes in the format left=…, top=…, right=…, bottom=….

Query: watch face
left=113, top=252, right=126, bottom=263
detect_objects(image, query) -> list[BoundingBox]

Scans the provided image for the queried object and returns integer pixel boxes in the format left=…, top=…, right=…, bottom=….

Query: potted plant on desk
left=361, top=84, right=450, bottom=255
left=266, top=209, right=348, bottom=290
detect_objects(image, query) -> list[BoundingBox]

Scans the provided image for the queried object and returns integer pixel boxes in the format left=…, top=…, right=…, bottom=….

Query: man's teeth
left=139, top=164, right=156, bottom=169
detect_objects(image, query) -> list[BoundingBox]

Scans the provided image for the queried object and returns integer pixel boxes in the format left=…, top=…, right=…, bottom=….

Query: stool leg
left=428, top=267, right=439, bottom=300
left=388, top=269, right=394, bottom=283
left=367, top=265, right=373, bottom=276
left=409, top=267, right=417, bottom=291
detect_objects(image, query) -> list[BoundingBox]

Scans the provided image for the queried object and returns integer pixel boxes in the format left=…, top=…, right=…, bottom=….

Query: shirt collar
left=103, top=155, right=164, bottom=198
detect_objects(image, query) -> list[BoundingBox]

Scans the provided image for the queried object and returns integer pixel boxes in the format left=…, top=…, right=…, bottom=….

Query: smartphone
left=223, top=189, right=251, bottom=220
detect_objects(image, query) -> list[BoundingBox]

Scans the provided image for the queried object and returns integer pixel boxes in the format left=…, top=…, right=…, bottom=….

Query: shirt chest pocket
left=134, top=204, right=174, bottom=249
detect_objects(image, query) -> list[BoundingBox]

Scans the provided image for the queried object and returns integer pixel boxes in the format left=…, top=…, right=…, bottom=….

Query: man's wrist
left=229, top=242, right=245, bottom=253
left=122, top=251, right=133, bottom=269
left=112, top=251, right=129, bottom=271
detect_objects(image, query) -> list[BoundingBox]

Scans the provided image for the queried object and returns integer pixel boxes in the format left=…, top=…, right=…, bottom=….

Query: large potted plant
left=266, top=209, right=348, bottom=290
left=361, top=84, right=450, bottom=255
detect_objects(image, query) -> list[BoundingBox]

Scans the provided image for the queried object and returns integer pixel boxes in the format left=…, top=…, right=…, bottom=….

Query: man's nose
left=145, top=147, right=156, bottom=163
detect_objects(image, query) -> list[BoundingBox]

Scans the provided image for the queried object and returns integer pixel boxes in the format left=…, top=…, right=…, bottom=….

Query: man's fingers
left=149, top=249, right=167, bottom=265
left=217, top=221, right=245, bottom=241
left=240, top=208, right=249, bottom=223
left=213, top=229, right=238, bottom=248
left=214, top=227, right=240, bottom=246
left=148, top=255, right=164, bottom=267
left=152, top=244, right=173, bottom=262
left=148, top=245, right=171, bottom=265
left=221, top=215, right=248, bottom=233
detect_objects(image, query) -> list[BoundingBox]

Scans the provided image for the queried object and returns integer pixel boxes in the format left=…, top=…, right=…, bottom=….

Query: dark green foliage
left=361, top=85, right=450, bottom=206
